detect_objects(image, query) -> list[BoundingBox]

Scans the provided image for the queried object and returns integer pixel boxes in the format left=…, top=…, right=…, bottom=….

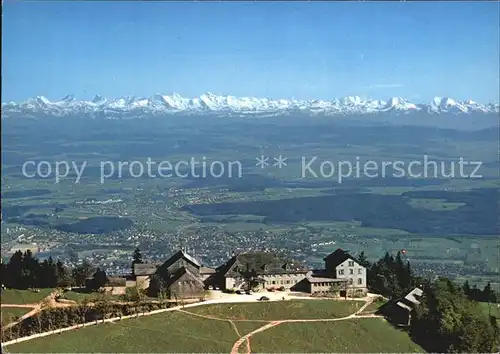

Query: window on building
left=272, top=280, right=276, bottom=285
left=348, top=261, right=354, bottom=267
left=349, top=269, right=353, bottom=275
left=358, top=268, right=362, bottom=274
left=357, top=278, right=362, bottom=285
left=349, top=278, right=353, bottom=285
left=339, top=269, right=344, bottom=275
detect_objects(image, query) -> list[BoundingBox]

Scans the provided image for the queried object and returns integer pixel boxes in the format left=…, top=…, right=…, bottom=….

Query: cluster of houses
left=111, top=248, right=368, bottom=299
left=100, top=247, right=425, bottom=327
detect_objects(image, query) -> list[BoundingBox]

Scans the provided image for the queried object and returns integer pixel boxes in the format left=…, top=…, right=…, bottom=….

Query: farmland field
left=2, top=117, right=499, bottom=290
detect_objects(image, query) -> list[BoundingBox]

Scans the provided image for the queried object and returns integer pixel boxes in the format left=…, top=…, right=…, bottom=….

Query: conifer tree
left=131, top=247, right=143, bottom=274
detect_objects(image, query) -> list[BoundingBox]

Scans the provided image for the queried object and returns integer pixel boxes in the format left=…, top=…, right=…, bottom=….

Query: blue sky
left=2, top=1, right=499, bottom=103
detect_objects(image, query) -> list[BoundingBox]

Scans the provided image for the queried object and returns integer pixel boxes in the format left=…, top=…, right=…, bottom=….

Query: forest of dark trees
left=0, top=250, right=109, bottom=291
left=184, top=188, right=499, bottom=235
left=359, top=251, right=499, bottom=353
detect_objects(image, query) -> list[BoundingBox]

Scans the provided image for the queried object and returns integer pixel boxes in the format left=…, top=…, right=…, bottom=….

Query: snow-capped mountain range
left=2, top=93, right=499, bottom=118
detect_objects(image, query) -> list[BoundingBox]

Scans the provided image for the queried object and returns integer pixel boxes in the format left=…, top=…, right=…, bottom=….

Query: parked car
left=258, top=296, right=270, bottom=301
left=235, top=290, right=243, bottom=295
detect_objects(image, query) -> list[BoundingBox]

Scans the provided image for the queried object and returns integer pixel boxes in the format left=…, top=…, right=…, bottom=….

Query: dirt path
left=1, top=290, right=61, bottom=330
left=230, top=297, right=380, bottom=354
left=354, top=296, right=374, bottom=315
left=176, top=308, right=244, bottom=338
left=176, top=308, right=269, bottom=323
left=231, top=321, right=281, bottom=354
left=178, top=301, right=381, bottom=354
left=0, top=304, right=37, bottom=309
left=2, top=293, right=382, bottom=350
left=2, top=307, right=39, bottom=328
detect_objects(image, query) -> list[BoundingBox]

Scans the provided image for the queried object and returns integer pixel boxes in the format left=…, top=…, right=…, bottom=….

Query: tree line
left=410, top=278, right=499, bottom=353
left=358, top=251, right=499, bottom=353
left=358, top=250, right=498, bottom=303
left=359, top=250, right=418, bottom=298
left=1, top=250, right=109, bottom=291
left=463, top=280, right=498, bottom=303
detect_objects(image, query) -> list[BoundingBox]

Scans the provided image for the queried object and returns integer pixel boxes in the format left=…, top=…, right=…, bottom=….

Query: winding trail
left=0, top=304, right=37, bottom=309
left=1, top=290, right=61, bottom=330
left=229, top=296, right=381, bottom=354
left=176, top=309, right=269, bottom=323
left=176, top=308, right=245, bottom=338
left=2, top=292, right=383, bottom=351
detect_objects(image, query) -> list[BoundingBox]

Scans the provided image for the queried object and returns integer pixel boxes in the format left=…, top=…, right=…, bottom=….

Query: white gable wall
left=335, top=258, right=366, bottom=289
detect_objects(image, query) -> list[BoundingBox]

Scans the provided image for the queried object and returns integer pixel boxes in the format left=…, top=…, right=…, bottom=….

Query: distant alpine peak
left=2, top=93, right=498, bottom=118
left=33, top=96, right=51, bottom=105
left=92, top=94, right=106, bottom=104
left=59, top=94, right=75, bottom=102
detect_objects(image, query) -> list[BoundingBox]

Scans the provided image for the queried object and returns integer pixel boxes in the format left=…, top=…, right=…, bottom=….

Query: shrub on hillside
left=0, top=301, right=176, bottom=342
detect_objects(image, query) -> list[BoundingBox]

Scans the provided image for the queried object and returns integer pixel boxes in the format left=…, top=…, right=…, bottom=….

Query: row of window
left=313, top=288, right=365, bottom=295
left=339, top=268, right=362, bottom=275
left=315, top=282, right=336, bottom=287
left=314, top=290, right=335, bottom=295
left=179, top=280, right=196, bottom=286
left=314, top=278, right=363, bottom=287
left=266, top=279, right=299, bottom=286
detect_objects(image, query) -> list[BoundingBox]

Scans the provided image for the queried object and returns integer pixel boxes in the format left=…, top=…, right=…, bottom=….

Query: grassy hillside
left=251, top=318, right=423, bottom=353
left=185, top=300, right=363, bottom=321
left=8, top=311, right=242, bottom=353
left=478, top=302, right=500, bottom=318
left=358, top=297, right=387, bottom=314
left=1, top=307, right=33, bottom=326
left=59, top=290, right=122, bottom=303
left=0, top=289, right=54, bottom=305
left=7, top=300, right=421, bottom=353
